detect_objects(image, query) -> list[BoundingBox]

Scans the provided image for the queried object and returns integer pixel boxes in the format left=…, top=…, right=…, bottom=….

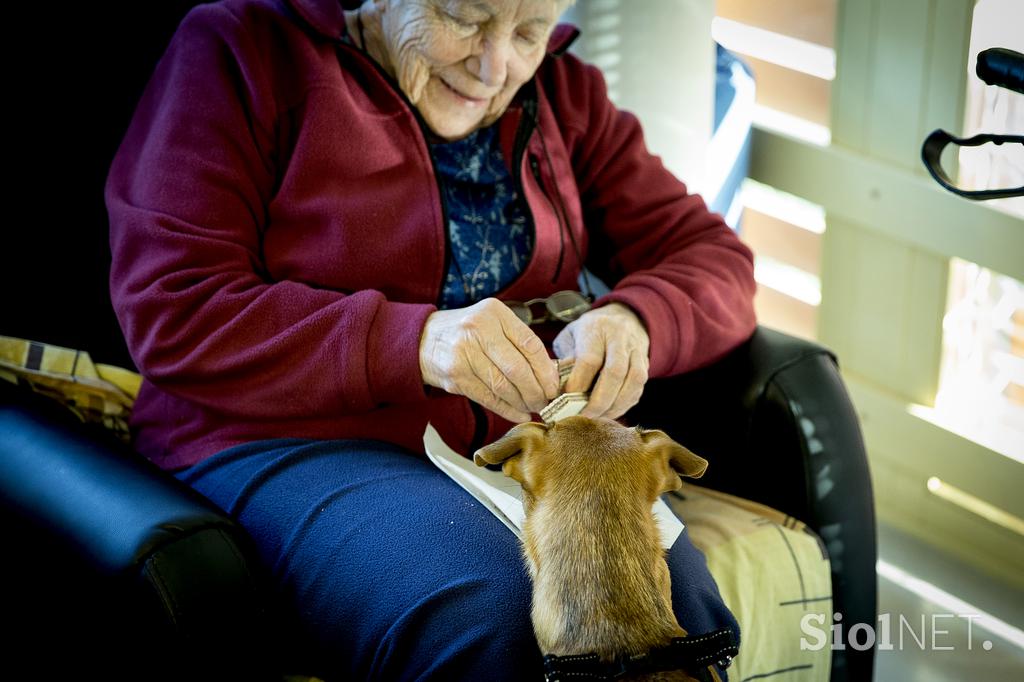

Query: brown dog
left=474, top=416, right=728, bottom=682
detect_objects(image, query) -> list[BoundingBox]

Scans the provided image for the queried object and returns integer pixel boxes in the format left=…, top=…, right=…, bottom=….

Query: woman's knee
left=287, top=527, right=540, bottom=680
left=207, top=440, right=543, bottom=679
left=368, top=569, right=542, bottom=680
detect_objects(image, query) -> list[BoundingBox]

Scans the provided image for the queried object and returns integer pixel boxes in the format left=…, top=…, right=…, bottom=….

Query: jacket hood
left=284, top=0, right=579, bottom=54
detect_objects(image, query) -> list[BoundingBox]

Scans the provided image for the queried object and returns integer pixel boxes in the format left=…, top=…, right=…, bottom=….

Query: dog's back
left=475, top=417, right=712, bottom=681
left=523, top=420, right=682, bottom=659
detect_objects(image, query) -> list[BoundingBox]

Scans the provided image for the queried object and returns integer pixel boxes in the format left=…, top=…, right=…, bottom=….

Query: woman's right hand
left=419, top=298, right=561, bottom=423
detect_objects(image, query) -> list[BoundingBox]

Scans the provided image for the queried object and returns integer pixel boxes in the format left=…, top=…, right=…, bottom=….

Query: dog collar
left=541, top=628, right=738, bottom=682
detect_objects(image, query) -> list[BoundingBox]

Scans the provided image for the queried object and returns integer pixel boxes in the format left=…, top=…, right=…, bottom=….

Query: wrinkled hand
left=419, top=298, right=561, bottom=423
left=552, top=302, right=651, bottom=420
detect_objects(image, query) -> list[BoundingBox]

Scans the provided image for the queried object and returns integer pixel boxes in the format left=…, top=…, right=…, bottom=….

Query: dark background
left=6, top=2, right=211, bottom=372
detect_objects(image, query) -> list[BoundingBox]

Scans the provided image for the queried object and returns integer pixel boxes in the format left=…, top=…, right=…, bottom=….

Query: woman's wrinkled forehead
left=410, top=0, right=570, bottom=24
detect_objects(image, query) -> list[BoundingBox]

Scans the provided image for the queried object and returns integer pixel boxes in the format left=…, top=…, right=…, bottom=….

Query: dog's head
left=473, top=416, right=708, bottom=512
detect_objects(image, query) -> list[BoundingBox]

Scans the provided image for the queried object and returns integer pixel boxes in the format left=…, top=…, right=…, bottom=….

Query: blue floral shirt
left=430, top=124, right=532, bottom=309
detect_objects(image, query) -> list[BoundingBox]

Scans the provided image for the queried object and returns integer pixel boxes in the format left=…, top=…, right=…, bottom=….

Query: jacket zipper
left=337, top=42, right=547, bottom=448
left=510, top=91, right=540, bottom=291
left=529, top=156, right=567, bottom=284
left=519, top=87, right=569, bottom=286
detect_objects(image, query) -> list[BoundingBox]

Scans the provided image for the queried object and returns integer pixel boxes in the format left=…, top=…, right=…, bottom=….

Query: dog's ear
left=473, top=422, right=548, bottom=484
left=643, top=429, right=708, bottom=493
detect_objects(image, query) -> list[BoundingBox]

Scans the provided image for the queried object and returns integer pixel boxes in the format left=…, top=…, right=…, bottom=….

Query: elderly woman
left=106, top=0, right=756, bottom=679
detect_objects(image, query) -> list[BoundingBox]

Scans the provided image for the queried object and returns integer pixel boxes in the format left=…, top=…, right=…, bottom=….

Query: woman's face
left=379, top=0, right=566, bottom=141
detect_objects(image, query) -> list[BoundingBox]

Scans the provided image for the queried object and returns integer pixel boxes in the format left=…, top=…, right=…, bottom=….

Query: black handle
left=976, top=47, right=1024, bottom=95
left=921, top=129, right=1024, bottom=200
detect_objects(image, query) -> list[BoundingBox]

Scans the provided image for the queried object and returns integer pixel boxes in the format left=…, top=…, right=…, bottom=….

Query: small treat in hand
left=540, top=392, right=589, bottom=425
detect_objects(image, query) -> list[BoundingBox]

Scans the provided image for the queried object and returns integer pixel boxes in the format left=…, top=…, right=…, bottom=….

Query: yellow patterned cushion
left=667, top=482, right=833, bottom=681
left=0, top=336, right=141, bottom=443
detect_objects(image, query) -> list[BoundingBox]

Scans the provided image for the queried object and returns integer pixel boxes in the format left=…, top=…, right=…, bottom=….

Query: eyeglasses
left=503, top=290, right=593, bottom=326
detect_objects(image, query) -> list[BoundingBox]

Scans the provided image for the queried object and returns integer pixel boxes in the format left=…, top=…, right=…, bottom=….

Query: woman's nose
left=469, top=36, right=510, bottom=88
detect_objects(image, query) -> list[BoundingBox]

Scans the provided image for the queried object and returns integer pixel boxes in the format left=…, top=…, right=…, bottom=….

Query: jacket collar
left=284, top=0, right=579, bottom=54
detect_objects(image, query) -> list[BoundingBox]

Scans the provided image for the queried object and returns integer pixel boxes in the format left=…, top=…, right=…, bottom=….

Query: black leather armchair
left=0, top=329, right=877, bottom=681
left=2, top=2, right=876, bottom=680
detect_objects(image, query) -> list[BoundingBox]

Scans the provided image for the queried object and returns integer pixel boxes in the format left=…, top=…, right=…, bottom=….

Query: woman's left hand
left=552, top=302, right=651, bottom=420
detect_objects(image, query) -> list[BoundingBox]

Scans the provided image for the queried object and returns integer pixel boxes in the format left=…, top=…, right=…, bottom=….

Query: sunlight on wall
left=933, top=259, right=1024, bottom=460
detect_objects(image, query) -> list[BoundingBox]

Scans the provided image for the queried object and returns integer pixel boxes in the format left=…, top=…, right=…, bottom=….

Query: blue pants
left=174, top=437, right=739, bottom=681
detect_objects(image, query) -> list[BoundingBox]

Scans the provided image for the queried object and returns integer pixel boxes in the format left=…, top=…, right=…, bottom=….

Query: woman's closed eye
left=444, top=11, right=482, bottom=33
left=441, top=11, right=545, bottom=46
left=516, top=30, right=541, bottom=46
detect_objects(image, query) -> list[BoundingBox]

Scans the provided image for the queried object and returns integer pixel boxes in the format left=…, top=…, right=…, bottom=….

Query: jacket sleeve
left=555, top=55, right=757, bottom=378
left=105, top=4, right=434, bottom=420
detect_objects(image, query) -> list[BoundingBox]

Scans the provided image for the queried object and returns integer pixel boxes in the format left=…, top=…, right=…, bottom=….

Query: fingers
left=564, top=345, right=602, bottom=395
left=464, top=336, right=533, bottom=415
left=419, top=299, right=558, bottom=421
left=558, top=316, right=599, bottom=394
left=417, top=297, right=655, bottom=423
left=552, top=326, right=574, bottom=360
left=556, top=304, right=651, bottom=421
left=581, top=347, right=649, bottom=420
left=473, top=303, right=557, bottom=413
left=458, top=366, right=534, bottom=423
left=499, top=312, right=560, bottom=404
left=579, top=338, right=623, bottom=419
left=436, top=339, right=536, bottom=423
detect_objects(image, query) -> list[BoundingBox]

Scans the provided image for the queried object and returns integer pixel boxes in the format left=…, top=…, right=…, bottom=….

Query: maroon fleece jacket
left=105, top=0, right=757, bottom=471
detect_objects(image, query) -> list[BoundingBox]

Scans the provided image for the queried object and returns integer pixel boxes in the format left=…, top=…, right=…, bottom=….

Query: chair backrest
left=6, top=1, right=211, bottom=371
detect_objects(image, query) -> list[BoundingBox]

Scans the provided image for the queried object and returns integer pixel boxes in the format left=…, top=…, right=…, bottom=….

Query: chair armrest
left=626, top=326, right=877, bottom=682
left=0, top=380, right=283, bottom=680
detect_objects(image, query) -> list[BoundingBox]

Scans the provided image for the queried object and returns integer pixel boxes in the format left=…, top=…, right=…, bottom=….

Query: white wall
left=562, top=0, right=716, bottom=191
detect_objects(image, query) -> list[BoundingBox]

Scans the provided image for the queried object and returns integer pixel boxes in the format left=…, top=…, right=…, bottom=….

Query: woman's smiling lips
left=439, top=78, right=490, bottom=107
